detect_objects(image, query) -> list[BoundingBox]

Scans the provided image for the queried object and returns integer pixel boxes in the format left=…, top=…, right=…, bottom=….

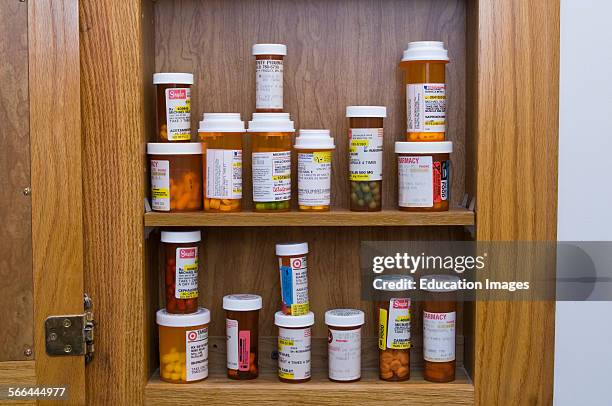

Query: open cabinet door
left=0, top=1, right=86, bottom=404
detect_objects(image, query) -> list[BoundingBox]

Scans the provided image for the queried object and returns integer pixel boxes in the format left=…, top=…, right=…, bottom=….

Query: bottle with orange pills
left=198, top=113, right=245, bottom=212
left=400, top=41, right=449, bottom=141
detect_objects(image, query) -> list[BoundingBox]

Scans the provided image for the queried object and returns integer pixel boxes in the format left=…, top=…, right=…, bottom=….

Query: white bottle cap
left=153, top=73, right=194, bottom=85
left=401, top=41, right=449, bottom=62
left=275, top=311, right=315, bottom=328
left=346, top=106, right=387, bottom=118
left=247, top=113, right=295, bottom=133
left=147, top=143, right=202, bottom=155
left=294, top=129, right=335, bottom=150
left=395, top=141, right=453, bottom=154
left=325, top=309, right=365, bottom=327
left=198, top=113, right=245, bottom=133
left=223, top=294, right=263, bottom=311
left=252, top=44, right=287, bottom=56
left=275, top=242, right=308, bottom=256
left=156, top=308, right=210, bottom=327
left=160, top=230, right=201, bottom=243
left=420, top=274, right=462, bottom=292
left=373, top=275, right=415, bottom=292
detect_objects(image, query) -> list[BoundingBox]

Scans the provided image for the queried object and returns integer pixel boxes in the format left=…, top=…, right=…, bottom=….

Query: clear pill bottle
left=346, top=106, right=386, bottom=211
left=157, top=308, right=210, bottom=384
left=276, top=242, right=309, bottom=316
left=198, top=113, right=245, bottom=212
left=161, top=230, right=201, bottom=314
left=421, top=274, right=460, bottom=383
left=248, top=113, right=295, bottom=212
left=326, top=309, right=364, bottom=382
left=223, top=294, right=262, bottom=380
left=153, top=73, right=193, bottom=142
left=294, top=129, right=335, bottom=211
left=400, top=42, right=449, bottom=141
left=253, top=44, right=287, bottom=112
left=275, top=311, right=315, bottom=383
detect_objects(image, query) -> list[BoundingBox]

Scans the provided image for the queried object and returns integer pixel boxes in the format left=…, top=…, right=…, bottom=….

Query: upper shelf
left=144, top=208, right=474, bottom=227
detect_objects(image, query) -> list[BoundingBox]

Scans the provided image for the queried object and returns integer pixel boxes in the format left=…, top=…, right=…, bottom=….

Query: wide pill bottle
left=223, top=294, right=262, bottom=380
left=275, top=311, right=315, bottom=383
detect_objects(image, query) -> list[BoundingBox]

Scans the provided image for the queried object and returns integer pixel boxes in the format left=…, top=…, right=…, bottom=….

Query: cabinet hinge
left=45, top=293, right=95, bottom=364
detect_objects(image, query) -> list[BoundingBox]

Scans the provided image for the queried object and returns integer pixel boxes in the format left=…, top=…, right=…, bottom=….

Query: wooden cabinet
left=0, top=0, right=558, bottom=405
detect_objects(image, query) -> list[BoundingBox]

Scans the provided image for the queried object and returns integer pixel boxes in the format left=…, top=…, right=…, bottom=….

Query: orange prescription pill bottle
left=223, top=294, right=262, bottom=380
left=253, top=44, right=287, bottom=112
left=157, top=308, right=210, bottom=384
left=148, top=143, right=203, bottom=212
left=275, top=311, right=315, bottom=383
left=276, top=242, right=309, bottom=316
left=395, top=141, right=452, bottom=212
left=153, top=73, right=193, bottom=142
left=294, top=129, right=335, bottom=211
left=161, top=230, right=201, bottom=314
left=326, top=309, right=364, bottom=382
left=198, top=113, right=245, bottom=212
left=421, top=274, right=460, bottom=383
left=399, top=42, right=449, bottom=141
left=247, top=113, right=295, bottom=212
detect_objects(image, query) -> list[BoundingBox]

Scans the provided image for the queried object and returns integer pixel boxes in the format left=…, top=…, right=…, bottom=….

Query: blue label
left=280, top=265, right=293, bottom=305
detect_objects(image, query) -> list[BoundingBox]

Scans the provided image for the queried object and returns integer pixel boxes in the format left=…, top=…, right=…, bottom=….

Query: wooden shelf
left=145, top=369, right=474, bottom=405
left=144, top=208, right=474, bottom=227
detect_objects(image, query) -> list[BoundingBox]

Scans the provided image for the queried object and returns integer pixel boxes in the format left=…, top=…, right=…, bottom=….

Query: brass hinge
left=45, top=294, right=95, bottom=364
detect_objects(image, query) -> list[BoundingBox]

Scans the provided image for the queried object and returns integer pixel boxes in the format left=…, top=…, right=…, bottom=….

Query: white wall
left=555, top=1, right=612, bottom=404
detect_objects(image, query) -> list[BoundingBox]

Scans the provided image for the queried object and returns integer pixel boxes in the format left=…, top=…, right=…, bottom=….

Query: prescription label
left=279, top=255, right=309, bottom=315
left=328, top=328, right=361, bottom=381
left=206, top=149, right=242, bottom=199
left=398, top=155, right=433, bottom=207
left=278, top=327, right=312, bottom=380
left=297, top=151, right=332, bottom=206
left=185, top=327, right=208, bottom=381
left=423, top=311, right=456, bottom=362
left=165, top=88, right=191, bottom=141
left=252, top=151, right=291, bottom=202
left=349, top=128, right=383, bottom=181
left=151, top=159, right=170, bottom=211
left=382, top=299, right=411, bottom=350
left=175, top=247, right=198, bottom=299
left=407, top=83, right=446, bottom=133
left=256, top=59, right=284, bottom=109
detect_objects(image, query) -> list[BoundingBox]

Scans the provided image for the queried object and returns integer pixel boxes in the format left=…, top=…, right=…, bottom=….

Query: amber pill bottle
left=223, top=294, right=262, bottom=380
left=161, top=230, right=201, bottom=314
left=275, top=311, right=315, bottom=383
left=253, top=44, right=287, bottom=112
left=421, top=274, right=460, bottom=383
left=399, top=42, right=449, bottom=142
left=153, top=73, right=193, bottom=142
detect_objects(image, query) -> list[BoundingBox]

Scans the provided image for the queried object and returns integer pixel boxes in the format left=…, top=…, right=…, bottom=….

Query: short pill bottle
left=161, top=230, right=201, bottom=314
left=276, top=242, right=309, bottom=316
left=294, top=129, right=335, bottom=212
left=400, top=42, right=449, bottom=141
left=374, top=275, right=414, bottom=382
left=157, top=308, right=210, bottom=384
left=148, top=143, right=203, bottom=212
left=198, top=113, right=245, bottom=212
left=325, top=309, right=364, bottom=383
left=223, top=294, right=262, bottom=380
left=346, top=106, right=386, bottom=212
left=253, top=44, right=287, bottom=112
left=153, top=73, right=193, bottom=142
left=275, top=311, right=315, bottom=383
left=395, top=141, right=452, bottom=212
left=247, top=113, right=295, bottom=212
left=420, top=274, right=460, bottom=383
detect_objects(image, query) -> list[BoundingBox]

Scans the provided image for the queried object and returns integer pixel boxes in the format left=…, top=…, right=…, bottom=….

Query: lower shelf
left=145, top=368, right=474, bottom=405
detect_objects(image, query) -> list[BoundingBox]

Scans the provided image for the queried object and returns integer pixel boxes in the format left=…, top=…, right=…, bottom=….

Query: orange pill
left=381, top=351, right=393, bottom=363
left=390, top=359, right=401, bottom=372
left=204, top=198, right=211, bottom=210
left=230, top=199, right=240, bottom=208
left=396, top=366, right=409, bottom=378
left=381, top=370, right=394, bottom=379
left=380, top=362, right=391, bottom=374
left=221, top=199, right=233, bottom=205
left=210, top=199, right=221, bottom=210
left=219, top=204, right=232, bottom=212
left=398, top=351, right=409, bottom=365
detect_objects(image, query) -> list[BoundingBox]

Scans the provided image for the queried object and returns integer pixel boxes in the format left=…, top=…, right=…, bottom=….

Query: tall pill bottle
left=346, top=106, right=386, bottom=212
left=223, top=294, right=262, bottom=380
left=248, top=113, right=295, bottom=212
left=326, top=309, right=364, bottom=382
left=161, top=230, right=201, bottom=314
left=294, top=129, right=335, bottom=211
left=275, top=311, right=315, bottom=383
left=276, top=242, right=309, bottom=316
left=153, top=73, right=193, bottom=142
left=421, top=274, right=460, bottom=383
left=253, top=44, right=287, bottom=112
left=198, top=113, right=245, bottom=212
left=400, top=42, right=449, bottom=141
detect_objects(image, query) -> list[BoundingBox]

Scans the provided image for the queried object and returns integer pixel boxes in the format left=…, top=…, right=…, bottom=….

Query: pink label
left=238, top=330, right=250, bottom=371
left=168, top=88, right=186, bottom=100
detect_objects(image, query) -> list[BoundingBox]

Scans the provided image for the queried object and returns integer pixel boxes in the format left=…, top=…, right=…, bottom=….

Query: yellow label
left=290, top=303, right=309, bottom=316
left=272, top=174, right=290, bottom=181
left=278, top=338, right=294, bottom=348
left=171, top=133, right=191, bottom=141
left=279, top=371, right=295, bottom=379
left=312, top=151, right=331, bottom=163
left=152, top=187, right=169, bottom=199
left=349, top=146, right=357, bottom=153
left=378, top=308, right=388, bottom=350
left=178, top=290, right=198, bottom=299
left=350, top=173, right=370, bottom=181
left=350, top=139, right=369, bottom=147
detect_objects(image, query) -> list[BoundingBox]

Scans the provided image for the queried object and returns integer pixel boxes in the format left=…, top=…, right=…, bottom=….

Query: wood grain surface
left=0, top=361, right=36, bottom=405
left=0, top=0, right=33, bottom=363
left=154, top=0, right=467, bottom=210
left=473, top=0, right=559, bottom=405
left=28, top=0, right=85, bottom=403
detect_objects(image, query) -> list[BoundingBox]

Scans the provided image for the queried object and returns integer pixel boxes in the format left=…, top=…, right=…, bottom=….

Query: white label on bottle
left=206, top=149, right=242, bottom=199
left=151, top=159, right=170, bottom=211
left=226, top=319, right=239, bottom=370
left=328, top=327, right=361, bottom=381
left=256, top=59, right=284, bottom=109
left=398, top=155, right=433, bottom=207
left=407, top=83, right=446, bottom=133
left=278, top=326, right=311, bottom=380
left=423, top=311, right=456, bottom=362
left=349, top=128, right=383, bottom=181
left=165, top=88, right=191, bottom=141
left=279, top=256, right=309, bottom=315
left=252, top=151, right=291, bottom=202
left=386, top=298, right=411, bottom=349
left=297, top=151, right=332, bottom=206
left=185, top=327, right=208, bottom=381
left=175, top=247, right=198, bottom=299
